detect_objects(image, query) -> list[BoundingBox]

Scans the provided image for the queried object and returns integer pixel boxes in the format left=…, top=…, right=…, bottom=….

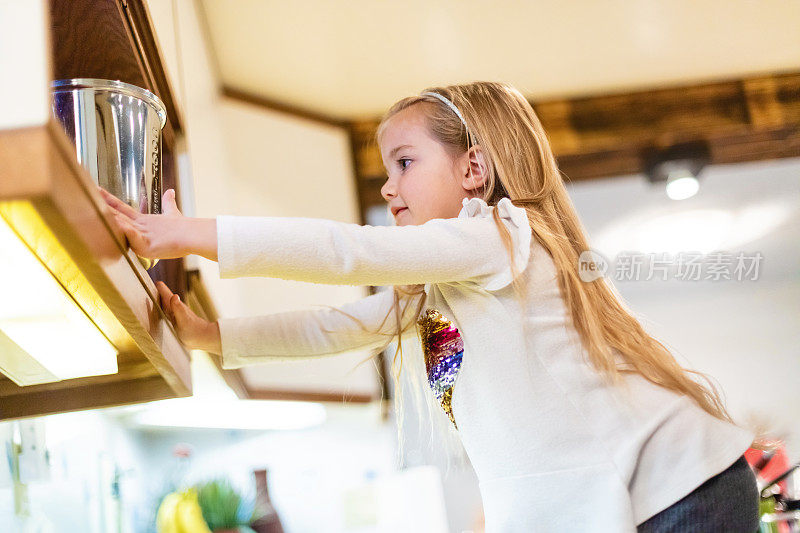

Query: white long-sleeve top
left=216, top=197, right=755, bottom=532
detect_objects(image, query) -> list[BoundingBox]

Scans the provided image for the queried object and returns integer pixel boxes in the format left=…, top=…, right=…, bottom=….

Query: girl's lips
left=395, top=208, right=407, bottom=217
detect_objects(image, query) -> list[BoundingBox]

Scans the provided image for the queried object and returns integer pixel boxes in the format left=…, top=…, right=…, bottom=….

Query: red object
left=745, top=443, right=791, bottom=495
left=171, top=443, right=193, bottom=459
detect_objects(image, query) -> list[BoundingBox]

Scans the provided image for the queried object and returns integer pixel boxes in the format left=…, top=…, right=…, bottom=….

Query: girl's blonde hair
left=338, top=81, right=736, bottom=469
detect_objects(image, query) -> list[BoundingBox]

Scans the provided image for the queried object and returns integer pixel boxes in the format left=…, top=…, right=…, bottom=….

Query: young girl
left=100, top=82, right=760, bottom=532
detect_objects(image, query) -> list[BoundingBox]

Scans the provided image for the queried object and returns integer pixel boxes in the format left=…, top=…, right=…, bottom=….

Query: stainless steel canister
left=51, top=78, right=167, bottom=270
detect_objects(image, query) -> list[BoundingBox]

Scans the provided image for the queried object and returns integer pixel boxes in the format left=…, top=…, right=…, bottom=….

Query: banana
left=156, top=491, right=183, bottom=533
left=175, top=488, right=213, bottom=533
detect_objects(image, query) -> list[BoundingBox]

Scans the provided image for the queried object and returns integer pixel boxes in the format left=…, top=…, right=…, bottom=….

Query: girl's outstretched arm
left=100, top=186, right=530, bottom=290
left=214, top=199, right=530, bottom=289
left=217, top=288, right=420, bottom=368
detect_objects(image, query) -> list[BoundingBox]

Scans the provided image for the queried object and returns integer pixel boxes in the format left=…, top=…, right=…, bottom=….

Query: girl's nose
left=380, top=178, right=396, bottom=201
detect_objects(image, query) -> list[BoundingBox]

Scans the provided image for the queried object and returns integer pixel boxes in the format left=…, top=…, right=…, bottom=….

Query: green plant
left=193, top=478, right=261, bottom=532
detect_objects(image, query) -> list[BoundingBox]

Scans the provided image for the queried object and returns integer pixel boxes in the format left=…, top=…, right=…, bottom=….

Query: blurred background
left=0, top=1, right=798, bottom=531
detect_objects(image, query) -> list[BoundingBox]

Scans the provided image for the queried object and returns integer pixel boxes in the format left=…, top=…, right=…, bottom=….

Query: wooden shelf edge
left=0, top=376, right=182, bottom=420
left=0, top=121, right=192, bottom=399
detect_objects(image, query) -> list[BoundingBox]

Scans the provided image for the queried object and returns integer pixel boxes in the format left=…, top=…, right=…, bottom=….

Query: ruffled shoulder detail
left=458, top=197, right=533, bottom=291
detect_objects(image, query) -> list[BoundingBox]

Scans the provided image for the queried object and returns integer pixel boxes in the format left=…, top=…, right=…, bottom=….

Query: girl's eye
left=398, top=158, right=411, bottom=171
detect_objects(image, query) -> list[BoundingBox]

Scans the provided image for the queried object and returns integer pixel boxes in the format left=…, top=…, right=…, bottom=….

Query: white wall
left=0, top=0, right=50, bottom=130
left=214, top=98, right=379, bottom=393
left=623, top=281, right=800, bottom=452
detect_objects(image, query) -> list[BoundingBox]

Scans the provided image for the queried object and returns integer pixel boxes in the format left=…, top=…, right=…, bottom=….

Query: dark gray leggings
left=636, top=455, right=760, bottom=533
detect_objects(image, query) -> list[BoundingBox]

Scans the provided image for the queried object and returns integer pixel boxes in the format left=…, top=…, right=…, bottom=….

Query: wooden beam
left=349, top=72, right=800, bottom=197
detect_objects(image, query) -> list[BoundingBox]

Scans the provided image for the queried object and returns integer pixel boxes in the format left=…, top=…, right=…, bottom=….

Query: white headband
left=421, top=91, right=468, bottom=129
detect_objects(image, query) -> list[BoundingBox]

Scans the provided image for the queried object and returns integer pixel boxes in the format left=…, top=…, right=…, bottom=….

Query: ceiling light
left=0, top=213, right=118, bottom=384
left=644, top=141, right=710, bottom=201
left=665, top=168, right=700, bottom=200
left=128, top=398, right=327, bottom=431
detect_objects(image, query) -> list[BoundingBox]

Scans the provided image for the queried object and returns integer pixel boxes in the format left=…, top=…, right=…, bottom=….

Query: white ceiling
left=199, top=0, right=800, bottom=120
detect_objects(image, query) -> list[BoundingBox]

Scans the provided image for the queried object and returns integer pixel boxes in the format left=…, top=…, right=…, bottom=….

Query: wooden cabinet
left=0, top=0, right=206, bottom=418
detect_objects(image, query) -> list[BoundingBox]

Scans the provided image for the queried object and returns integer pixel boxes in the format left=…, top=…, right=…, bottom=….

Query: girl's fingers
left=156, top=281, right=172, bottom=305
left=156, top=282, right=207, bottom=349
left=170, top=294, right=182, bottom=318
left=155, top=282, right=176, bottom=320
left=114, top=211, right=139, bottom=231
left=156, top=283, right=187, bottom=326
left=161, top=189, right=182, bottom=217
left=110, top=212, right=129, bottom=237
left=113, top=213, right=142, bottom=247
left=97, top=187, right=140, bottom=219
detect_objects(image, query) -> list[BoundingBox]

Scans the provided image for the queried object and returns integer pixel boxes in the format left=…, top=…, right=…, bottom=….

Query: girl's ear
left=461, top=145, right=489, bottom=192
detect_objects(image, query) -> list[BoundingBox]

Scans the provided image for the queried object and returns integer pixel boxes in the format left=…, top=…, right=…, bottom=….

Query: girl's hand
left=155, top=281, right=222, bottom=355
left=98, top=186, right=189, bottom=260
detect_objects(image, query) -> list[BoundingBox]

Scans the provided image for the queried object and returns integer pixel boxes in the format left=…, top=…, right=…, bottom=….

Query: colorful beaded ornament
left=416, top=308, right=464, bottom=429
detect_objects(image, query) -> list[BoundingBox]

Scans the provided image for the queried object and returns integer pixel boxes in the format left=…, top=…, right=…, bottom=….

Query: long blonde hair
left=338, top=81, right=736, bottom=466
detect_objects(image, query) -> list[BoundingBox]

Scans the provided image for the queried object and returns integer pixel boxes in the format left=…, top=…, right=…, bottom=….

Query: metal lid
left=51, top=78, right=168, bottom=129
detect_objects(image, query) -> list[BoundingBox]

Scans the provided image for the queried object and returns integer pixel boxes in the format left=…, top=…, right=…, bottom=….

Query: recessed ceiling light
left=665, top=169, right=700, bottom=200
